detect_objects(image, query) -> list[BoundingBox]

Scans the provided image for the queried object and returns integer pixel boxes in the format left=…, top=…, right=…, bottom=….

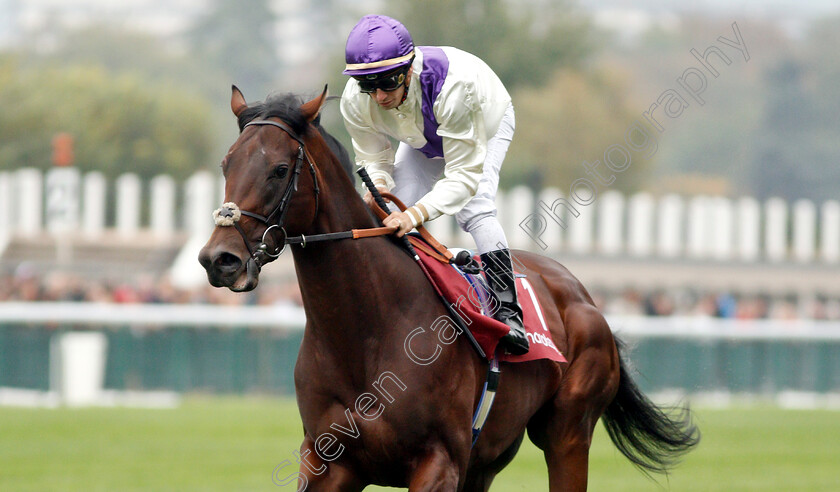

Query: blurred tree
left=599, top=17, right=795, bottom=198
left=24, top=25, right=223, bottom=102
left=386, top=0, right=595, bottom=90
left=807, top=16, right=840, bottom=116
left=0, top=58, right=214, bottom=180
left=745, top=59, right=809, bottom=201
left=187, top=0, right=279, bottom=96
left=748, top=52, right=839, bottom=202
left=795, top=15, right=840, bottom=202
left=8, top=22, right=240, bottom=177
left=504, top=67, right=653, bottom=191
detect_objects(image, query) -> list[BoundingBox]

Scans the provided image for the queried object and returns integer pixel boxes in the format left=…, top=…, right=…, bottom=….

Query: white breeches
left=390, top=103, right=515, bottom=254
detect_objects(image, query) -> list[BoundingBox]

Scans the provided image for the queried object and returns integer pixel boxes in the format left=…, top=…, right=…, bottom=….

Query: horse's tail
left=601, top=336, right=701, bottom=475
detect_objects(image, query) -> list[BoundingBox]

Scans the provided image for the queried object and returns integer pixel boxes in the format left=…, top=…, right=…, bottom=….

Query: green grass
left=1, top=397, right=839, bottom=491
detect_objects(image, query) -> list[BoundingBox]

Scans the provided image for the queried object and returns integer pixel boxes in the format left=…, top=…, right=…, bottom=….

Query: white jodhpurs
left=390, top=103, right=515, bottom=255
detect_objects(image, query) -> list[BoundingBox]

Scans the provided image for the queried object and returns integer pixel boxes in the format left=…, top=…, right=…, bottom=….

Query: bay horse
left=198, top=87, right=699, bottom=491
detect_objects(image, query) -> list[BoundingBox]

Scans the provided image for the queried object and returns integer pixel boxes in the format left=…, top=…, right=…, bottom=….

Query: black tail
left=601, top=336, right=701, bottom=476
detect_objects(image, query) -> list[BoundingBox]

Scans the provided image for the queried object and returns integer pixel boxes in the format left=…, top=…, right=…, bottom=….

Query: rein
left=213, top=117, right=455, bottom=270
left=212, top=118, right=400, bottom=270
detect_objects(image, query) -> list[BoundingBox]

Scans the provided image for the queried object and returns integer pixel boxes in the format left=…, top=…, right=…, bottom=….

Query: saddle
left=365, top=188, right=565, bottom=445
left=412, top=242, right=566, bottom=364
left=376, top=192, right=565, bottom=364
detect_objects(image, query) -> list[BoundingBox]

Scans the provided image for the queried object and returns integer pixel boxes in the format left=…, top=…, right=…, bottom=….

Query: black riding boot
left=480, top=249, right=530, bottom=355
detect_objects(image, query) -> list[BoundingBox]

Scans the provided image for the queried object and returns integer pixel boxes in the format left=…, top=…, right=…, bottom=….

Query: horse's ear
left=300, top=85, right=328, bottom=123
left=231, top=85, right=248, bottom=118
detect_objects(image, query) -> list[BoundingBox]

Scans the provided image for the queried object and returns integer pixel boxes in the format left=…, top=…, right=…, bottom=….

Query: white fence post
left=711, top=197, right=734, bottom=261
left=505, top=185, right=536, bottom=251
left=0, top=172, right=10, bottom=240
left=150, top=175, right=176, bottom=238
left=687, top=195, right=709, bottom=259
left=51, top=332, right=108, bottom=407
left=7, top=171, right=838, bottom=268
left=821, top=200, right=840, bottom=264
left=765, top=198, right=788, bottom=262
left=82, top=172, right=106, bottom=236
left=169, top=172, right=216, bottom=290
left=793, top=199, right=816, bottom=263
left=45, top=167, right=81, bottom=234
left=736, top=197, right=760, bottom=262
left=15, top=168, right=42, bottom=236
left=628, top=192, right=654, bottom=257
left=597, top=190, right=623, bottom=256
left=183, top=171, right=215, bottom=239
left=116, top=173, right=142, bottom=237
left=567, top=199, right=593, bottom=255
left=525, top=187, right=565, bottom=253
left=657, top=194, right=683, bottom=258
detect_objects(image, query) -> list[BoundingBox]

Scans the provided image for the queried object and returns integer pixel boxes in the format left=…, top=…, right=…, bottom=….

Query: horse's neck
left=290, top=155, right=422, bottom=335
left=287, top=147, right=456, bottom=396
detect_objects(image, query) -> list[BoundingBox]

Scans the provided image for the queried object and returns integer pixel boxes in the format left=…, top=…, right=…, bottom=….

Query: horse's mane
left=237, top=93, right=355, bottom=181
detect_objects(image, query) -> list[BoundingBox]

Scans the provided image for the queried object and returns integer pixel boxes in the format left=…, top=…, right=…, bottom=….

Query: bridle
left=211, top=117, right=427, bottom=274
left=209, top=112, right=482, bottom=361
left=213, top=118, right=320, bottom=271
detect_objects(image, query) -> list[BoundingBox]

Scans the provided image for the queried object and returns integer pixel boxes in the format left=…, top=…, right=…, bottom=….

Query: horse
left=198, top=86, right=699, bottom=491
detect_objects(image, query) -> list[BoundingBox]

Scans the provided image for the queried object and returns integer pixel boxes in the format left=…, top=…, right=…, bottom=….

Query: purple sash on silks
left=417, top=46, right=449, bottom=158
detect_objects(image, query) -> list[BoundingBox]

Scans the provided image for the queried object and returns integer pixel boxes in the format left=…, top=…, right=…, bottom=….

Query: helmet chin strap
left=397, top=71, right=411, bottom=107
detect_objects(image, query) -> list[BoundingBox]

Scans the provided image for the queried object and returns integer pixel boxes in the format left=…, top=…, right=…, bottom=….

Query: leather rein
left=213, top=118, right=397, bottom=270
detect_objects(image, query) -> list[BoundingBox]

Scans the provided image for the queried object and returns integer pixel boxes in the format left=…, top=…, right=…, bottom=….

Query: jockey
left=340, top=14, right=529, bottom=355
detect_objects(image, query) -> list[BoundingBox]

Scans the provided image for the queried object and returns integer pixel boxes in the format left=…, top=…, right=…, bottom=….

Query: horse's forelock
left=234, top=93, right=355, bottom=181
left=236, top=93, right=308, bottom=136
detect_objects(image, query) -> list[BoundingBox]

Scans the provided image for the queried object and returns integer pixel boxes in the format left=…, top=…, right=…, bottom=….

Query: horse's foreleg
left=293, top=436, right=365, bottom=492
left=407, top=446, right=463, bottom=492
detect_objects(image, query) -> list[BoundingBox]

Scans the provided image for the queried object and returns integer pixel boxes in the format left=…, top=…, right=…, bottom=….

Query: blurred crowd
left=0, top=265, right=302, bottom=308
left=1, top=264, right=837, bottom=321
left=589, top=287, right=840, bottom=321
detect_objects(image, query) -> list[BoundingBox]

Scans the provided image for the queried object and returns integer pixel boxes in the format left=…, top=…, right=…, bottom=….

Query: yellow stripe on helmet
left=345, top=50, right=415, bottom=71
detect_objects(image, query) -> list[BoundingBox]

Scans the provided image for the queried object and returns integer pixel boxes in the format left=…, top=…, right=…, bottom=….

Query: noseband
left=213, top=118, right=320, bottom=271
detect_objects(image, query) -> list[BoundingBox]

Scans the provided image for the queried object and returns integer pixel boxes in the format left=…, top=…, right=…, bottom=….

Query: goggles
left=354, top=69, right=407, bottom=94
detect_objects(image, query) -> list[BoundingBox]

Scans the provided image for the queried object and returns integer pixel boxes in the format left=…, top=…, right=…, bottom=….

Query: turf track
left=1, top=396, right=838, bottom=491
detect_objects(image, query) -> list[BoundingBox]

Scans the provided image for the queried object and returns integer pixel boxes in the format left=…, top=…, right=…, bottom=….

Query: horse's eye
left=273, top=164, right=289, bottom=179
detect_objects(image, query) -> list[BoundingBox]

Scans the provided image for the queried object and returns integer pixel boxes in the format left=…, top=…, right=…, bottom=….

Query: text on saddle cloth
left=415, top=247, right=566, bottom=364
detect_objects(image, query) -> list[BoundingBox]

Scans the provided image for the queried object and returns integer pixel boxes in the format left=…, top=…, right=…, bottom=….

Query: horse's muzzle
left=198, top=244, right=259, bottom=292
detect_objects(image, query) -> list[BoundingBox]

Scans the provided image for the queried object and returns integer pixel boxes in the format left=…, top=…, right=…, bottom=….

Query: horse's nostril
left=214, top=252, right=243, bottom=274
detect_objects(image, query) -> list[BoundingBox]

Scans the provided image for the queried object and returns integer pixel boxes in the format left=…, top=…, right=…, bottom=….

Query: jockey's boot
left=480, top=249, right=530, bottom=355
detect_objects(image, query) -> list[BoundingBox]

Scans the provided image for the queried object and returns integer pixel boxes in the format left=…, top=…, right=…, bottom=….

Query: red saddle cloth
left=415, top=248, right=566, bottom=364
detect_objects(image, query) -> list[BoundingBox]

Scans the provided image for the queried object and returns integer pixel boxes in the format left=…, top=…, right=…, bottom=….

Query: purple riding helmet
left=343, top=15, right=415, bottom=78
